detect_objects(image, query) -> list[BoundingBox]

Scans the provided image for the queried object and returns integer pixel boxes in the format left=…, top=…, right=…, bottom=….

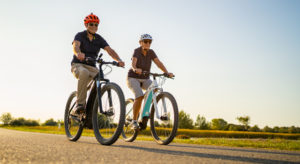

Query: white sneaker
left=130, top=121, right=139, bottom=130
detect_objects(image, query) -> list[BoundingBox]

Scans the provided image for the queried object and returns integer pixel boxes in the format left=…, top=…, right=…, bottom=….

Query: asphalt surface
left=0, top=128, right=300, bottom=164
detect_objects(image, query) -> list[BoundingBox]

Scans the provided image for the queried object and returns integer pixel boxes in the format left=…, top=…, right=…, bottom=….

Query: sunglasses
left=143, top=40, right=152, bottom=44
left=88, top=23, right=98, bottom=27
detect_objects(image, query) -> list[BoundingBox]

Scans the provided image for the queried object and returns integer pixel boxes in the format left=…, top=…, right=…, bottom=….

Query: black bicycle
left=64, top=53, right=125, bottom=145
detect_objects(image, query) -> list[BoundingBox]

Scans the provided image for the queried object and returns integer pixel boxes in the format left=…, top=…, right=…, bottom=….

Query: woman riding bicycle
left=127, top=34, right=174, bottom=129
left=71, top=13, right=125, bottom=115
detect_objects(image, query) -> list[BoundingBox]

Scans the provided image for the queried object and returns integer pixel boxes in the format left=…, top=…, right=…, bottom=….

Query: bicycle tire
left=92, top=82, right=125, bottom=145
left=150, top=92, right=178, bottom=145
left=64, top=91, right=84, bottom=141
left=122, top=98, right=139, bottom=142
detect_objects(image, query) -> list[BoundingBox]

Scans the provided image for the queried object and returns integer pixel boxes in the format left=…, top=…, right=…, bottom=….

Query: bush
left=138, top=128, right=300, bottom=140
left=10, top=117, right=39, bottom=126
left=43, top=118, right=58, bottom=126
left=228, top=124, right=245, bottom=131
left=25, top=119, right=39, bottom=126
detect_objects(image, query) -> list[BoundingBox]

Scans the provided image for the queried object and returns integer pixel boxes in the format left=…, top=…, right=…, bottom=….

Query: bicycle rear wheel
left=92, top=82, right=125, bottom=145
left=150, top=92, right=178, bottom=145
left=64, top=91, right=84, bottom=141
left=122, top=98, right=138, bottom=142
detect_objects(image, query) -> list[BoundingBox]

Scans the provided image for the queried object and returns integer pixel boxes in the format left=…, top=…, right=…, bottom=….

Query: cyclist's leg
left=141, top=79, right=152, bottom=91
left=82, top=64, right=99, bottom=79
left=127, top=78, right=144, bottom=121
left=71, top=63, right=94, bottom=106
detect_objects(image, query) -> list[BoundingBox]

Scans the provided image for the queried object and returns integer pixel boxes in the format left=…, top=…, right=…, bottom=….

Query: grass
left=1, top=126, right=300, bottom=151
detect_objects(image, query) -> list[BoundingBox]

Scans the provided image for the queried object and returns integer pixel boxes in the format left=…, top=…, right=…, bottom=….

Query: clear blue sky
left=0, top=0, right=299, bottom=127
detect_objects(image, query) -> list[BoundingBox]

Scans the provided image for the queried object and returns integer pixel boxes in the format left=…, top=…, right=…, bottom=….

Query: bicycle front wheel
left=92, top=82, right=125, bottom=145
left=150, top=92, right=178, bottom=145
left=64, top=91, right=84, bottom=141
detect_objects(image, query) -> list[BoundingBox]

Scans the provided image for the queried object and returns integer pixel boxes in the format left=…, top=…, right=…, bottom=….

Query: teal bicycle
left=122, top=72, right=178, bottom=145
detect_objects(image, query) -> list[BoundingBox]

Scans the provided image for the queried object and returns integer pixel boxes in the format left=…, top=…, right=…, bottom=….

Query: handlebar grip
left=112, top=61, right=118, bottom=66
left=85, top=57, right=96, bottom=65
left=163, top=73, right=175, bottom=78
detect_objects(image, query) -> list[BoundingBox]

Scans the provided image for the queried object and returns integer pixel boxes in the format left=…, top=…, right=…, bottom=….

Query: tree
left=279, top=127, right=289, bottom=133
left=288, top=126, right=297, bottom=133
left=9, top=117, right=39, bottom=126
left=10, top=117, right=26, bottom=126
left=24, top=119, right=39, bottom=126
left=227, top=124, right=245, bottom=131
left=43, top=118, right=57, bottom=126
left=0, top=113, right=12, bottom=125
left=194, top=115, right=209, bottom=129
left=273, top=126, right=280, bottom=133
left=249, top=125, right=261, bottom=132
left=211, top=118, right=227, bottom=130
left=236, top=116, right=250, bottom=131
left=262, top=126, right=274, bottom=133
left=178, top=110, right=194, bottom=129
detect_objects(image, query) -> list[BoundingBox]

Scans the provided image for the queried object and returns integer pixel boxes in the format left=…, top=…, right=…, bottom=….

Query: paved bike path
left=0, top=128, right=300, bottom=163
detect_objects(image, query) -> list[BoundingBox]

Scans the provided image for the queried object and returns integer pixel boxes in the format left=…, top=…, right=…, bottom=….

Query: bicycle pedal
left=70, top=115, right=80, bottom=122
left=160, top=116, right=169, bottom=121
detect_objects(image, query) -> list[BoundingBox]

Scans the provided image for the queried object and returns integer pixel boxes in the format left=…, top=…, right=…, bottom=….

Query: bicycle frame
left=140, top=76, right=168, bottom=122
left=85, top=59, right=112, bottom=115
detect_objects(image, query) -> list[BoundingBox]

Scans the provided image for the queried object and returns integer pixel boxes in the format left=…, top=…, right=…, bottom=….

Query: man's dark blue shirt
left=71, top=30, right=109, bottom=67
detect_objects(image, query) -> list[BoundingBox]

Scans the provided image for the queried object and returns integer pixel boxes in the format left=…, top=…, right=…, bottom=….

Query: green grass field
left=1, top=126, right=300, bottom=151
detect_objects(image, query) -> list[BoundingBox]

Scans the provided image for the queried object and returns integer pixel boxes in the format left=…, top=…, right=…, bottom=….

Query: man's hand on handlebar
left=77, top=53, right=85, bottom=61
left=117, top=61, right=125, bottom=67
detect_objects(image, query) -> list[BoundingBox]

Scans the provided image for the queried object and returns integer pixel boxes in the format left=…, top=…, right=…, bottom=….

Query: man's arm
left=72, top=40, right=85, bottom=61
left=104, top=46, right=125, bottom=67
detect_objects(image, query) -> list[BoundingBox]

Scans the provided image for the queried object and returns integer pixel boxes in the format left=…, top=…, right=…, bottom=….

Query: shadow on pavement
left=113, top=144, right=299, bottom=164
left=168, top=143, right=300, bottom=156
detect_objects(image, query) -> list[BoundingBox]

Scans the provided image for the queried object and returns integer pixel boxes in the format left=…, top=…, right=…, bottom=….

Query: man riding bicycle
left=71, top=13, right=125, bottom=114
left=127, top=34, right=174, bottom=129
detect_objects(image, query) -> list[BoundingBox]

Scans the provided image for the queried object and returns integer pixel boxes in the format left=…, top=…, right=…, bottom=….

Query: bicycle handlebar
left=142, top=71, right=175, bottom=79
left=85, top=57, right=121, bottom=67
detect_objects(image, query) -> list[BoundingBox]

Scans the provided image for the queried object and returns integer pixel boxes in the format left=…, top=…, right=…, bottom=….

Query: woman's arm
left=132, top=57, right=142, bottom=74
left=153, top=58, right=174, bottom=77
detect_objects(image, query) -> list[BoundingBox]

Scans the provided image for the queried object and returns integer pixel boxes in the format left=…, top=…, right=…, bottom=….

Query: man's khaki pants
left=71, top=63, right=99, bottom=105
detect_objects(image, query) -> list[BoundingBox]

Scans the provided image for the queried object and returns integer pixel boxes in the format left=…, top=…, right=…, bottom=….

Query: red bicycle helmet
left=84, top=13, right=100, bottom=24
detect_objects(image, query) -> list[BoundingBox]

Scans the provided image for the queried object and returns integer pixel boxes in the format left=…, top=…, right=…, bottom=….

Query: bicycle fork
left=96, top=79, right=113, bottom=112
left=141, top=90, right=168, bottom=123
left=152, top=93, right=168, bottom=120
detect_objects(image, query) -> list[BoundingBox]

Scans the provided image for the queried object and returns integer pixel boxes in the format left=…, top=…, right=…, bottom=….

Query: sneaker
left=70, top=104, right=85, bottom=116
left=130, top=120, right=139, bottom=130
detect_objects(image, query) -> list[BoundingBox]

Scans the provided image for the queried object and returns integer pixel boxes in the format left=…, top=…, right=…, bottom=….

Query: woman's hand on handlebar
left=135, top=68, right=143, bottom=75
left=165, top=72, right=175, bottom=78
